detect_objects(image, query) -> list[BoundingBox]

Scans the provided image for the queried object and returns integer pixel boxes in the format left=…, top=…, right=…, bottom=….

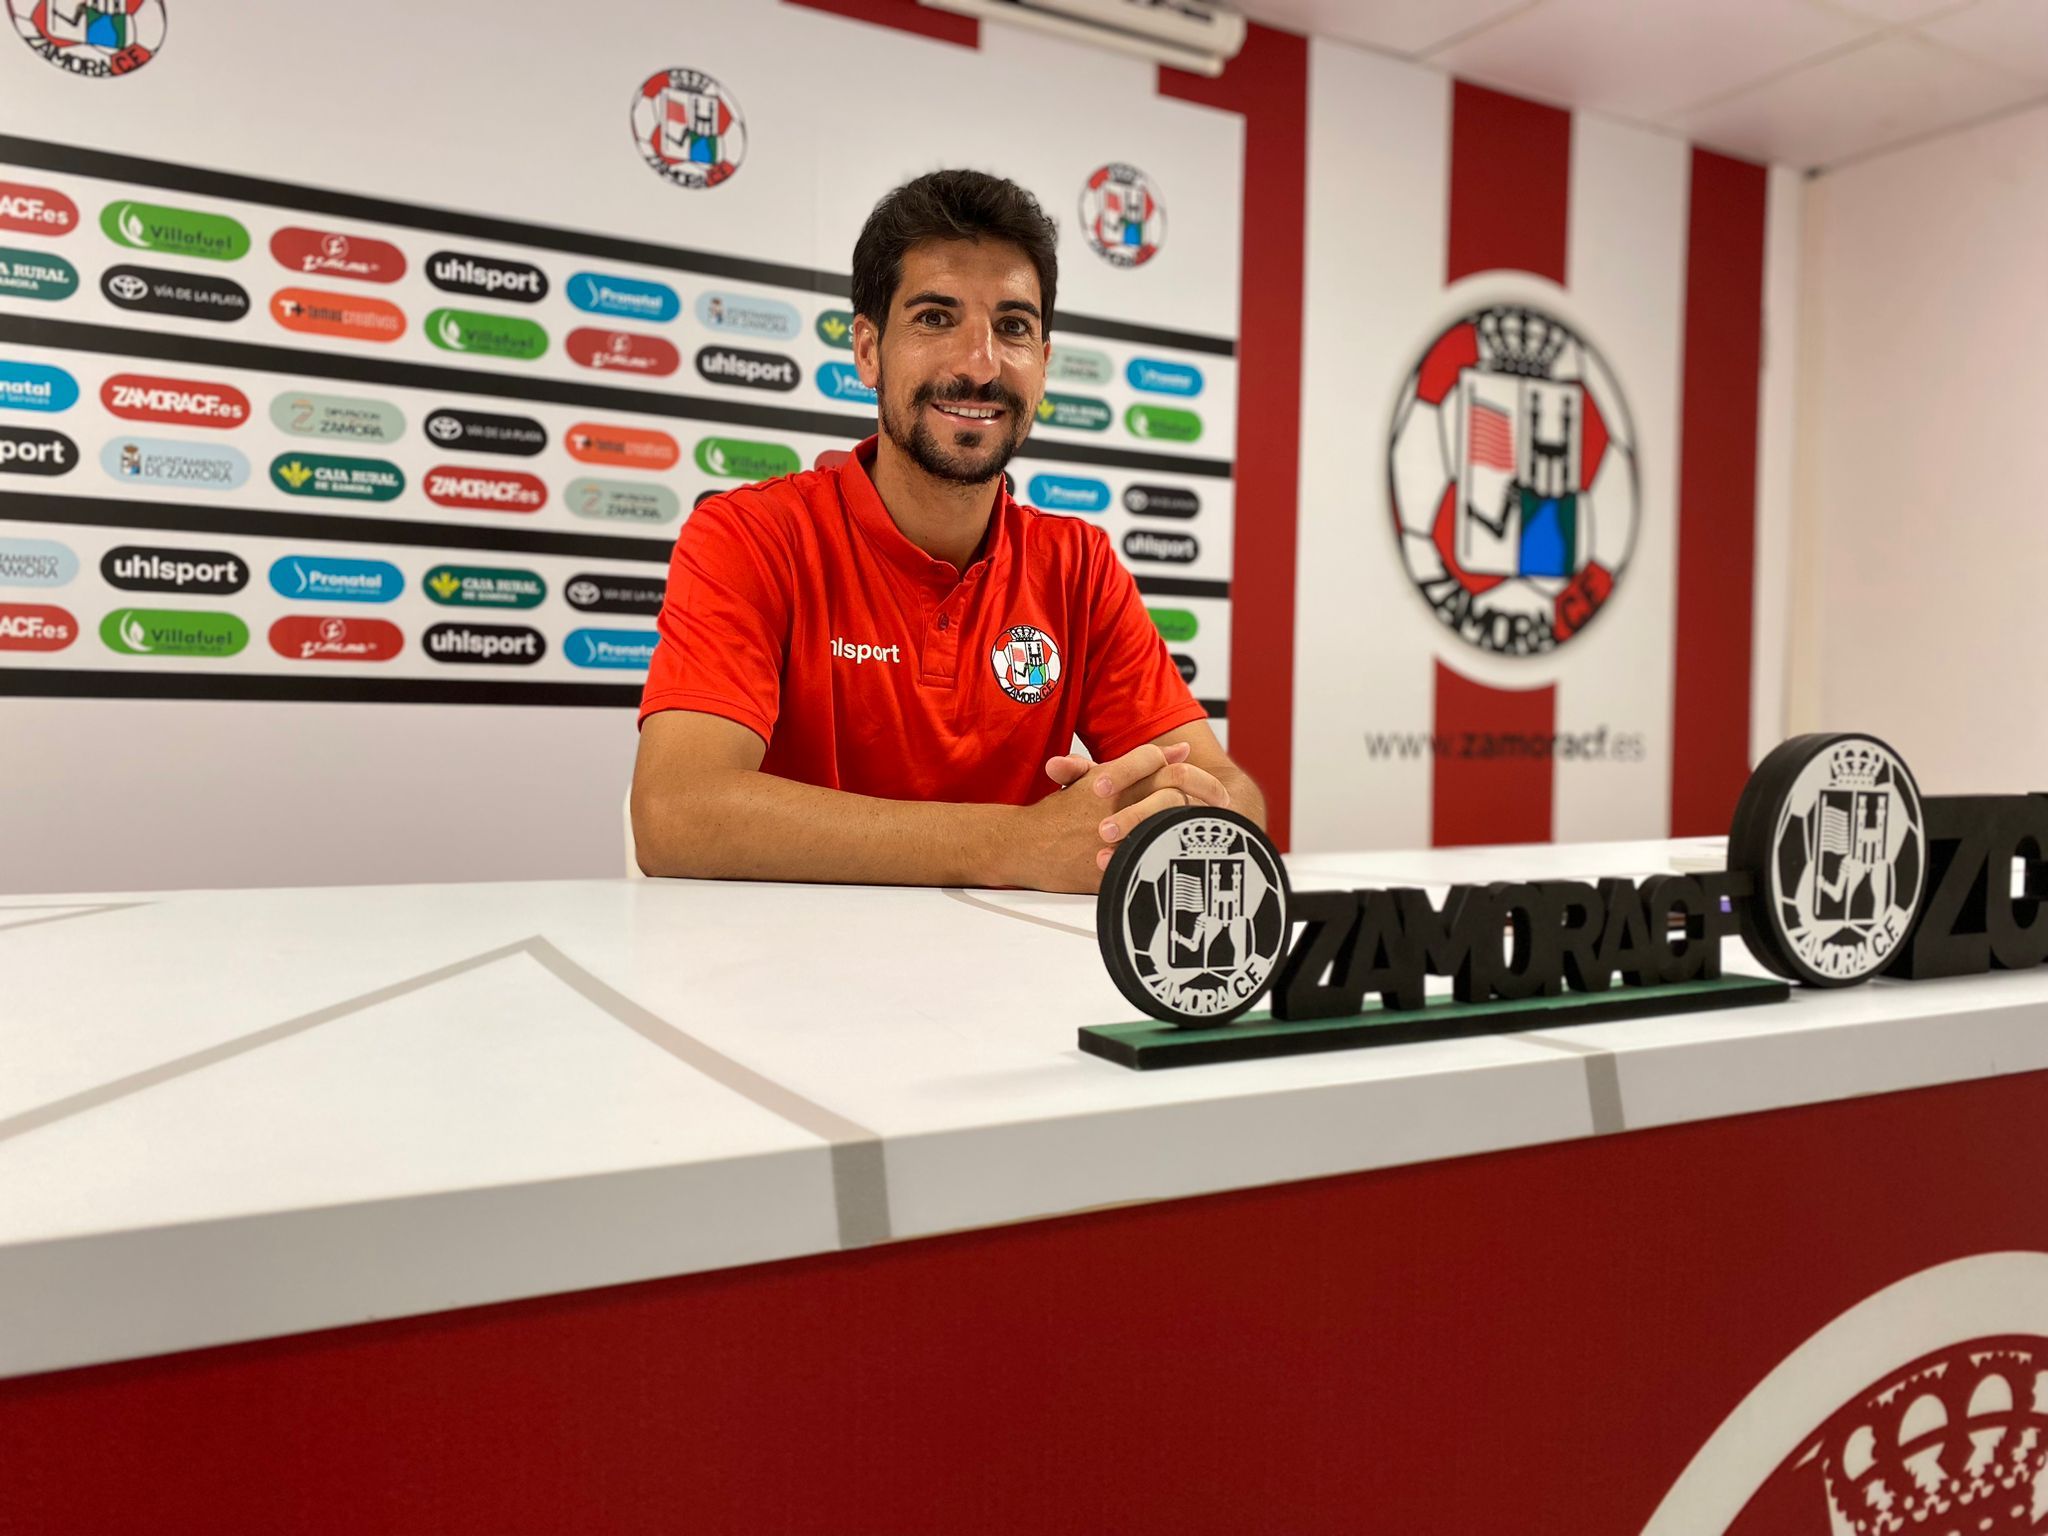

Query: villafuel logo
left=566, top=328, right=679, bottom=376
left=423, top=565, right=546, bottom=609
left=427, top=307, right=547, bottom=361
left=102, top=374, right=249, bottom=428
left=695, top=436, right=798, bottom=480
left=633, top=67, right=746, bottom=190
left=102, top=264, right=248, bottom=321
left=268, top=228, right=405, bottom=283
left=423, top=408, right=545, bottom=456
left=0, top=425, right=75, bottom=476
left=271, top=288, right=405, bottom=342
left=426, top=251, right=548, bottom=302
left=423, top=466, right=546, bottom=512
left=0, top=247, right=77, bottom=300
left=269, top=615, right=402, bottom=663
left=569, top=271, right=678, bottom=321
left=271, top=391, right=402, bottom=442
left=102, top=545, right=246, bottom=595
left=270, top=453, right=404, bottom=501
left=1126, top=404, right=1201, bottom=442
left=102, top=200, right=247, bottom=261
left=424, top=622, right=545, bottom=665
left=0, top=180, right=78, bottom=234
left=0, top=602, right=76, bottom=651
left=100, top=608, right=248, bottom=658
left=12, top=0, right=165, bottom=77
left=696, top=345, right=798, bottom=391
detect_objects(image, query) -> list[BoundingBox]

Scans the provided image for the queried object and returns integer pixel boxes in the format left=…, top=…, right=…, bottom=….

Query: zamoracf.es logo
left=632, top=68, right=744, bottom=190
left=1390, top=305, right=1639, bottom=656
left=1080, top=163, right=1163, bottom=269
left=11, top=0, right=163, bottom=77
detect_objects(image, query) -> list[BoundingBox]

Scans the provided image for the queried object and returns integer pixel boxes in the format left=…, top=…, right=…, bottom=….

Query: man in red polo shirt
left=631, top=169, right=1263, bottom=892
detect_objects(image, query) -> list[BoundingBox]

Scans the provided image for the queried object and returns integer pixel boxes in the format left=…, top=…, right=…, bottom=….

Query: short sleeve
left=637, top=493, right=792, bottom=742
left=1073, top=528, right=1207, bottom=763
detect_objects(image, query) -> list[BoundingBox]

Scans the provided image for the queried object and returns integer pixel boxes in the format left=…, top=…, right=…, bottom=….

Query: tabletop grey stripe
left=0, top=901, right=152, bottom=934
left=1517, top=1032, right=1628, bottom=1134
left=943, top=887, right=1096, bottom=939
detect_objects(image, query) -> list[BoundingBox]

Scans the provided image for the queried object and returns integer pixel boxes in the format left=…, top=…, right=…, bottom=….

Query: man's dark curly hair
left=851, top=169, right=1058, bottom=337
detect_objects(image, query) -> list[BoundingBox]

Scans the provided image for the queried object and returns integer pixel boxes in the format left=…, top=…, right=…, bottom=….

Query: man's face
left=854, top=238, right=1049, bottom=487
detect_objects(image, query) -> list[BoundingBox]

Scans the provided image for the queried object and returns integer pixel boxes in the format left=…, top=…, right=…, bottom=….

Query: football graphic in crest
left=1388, top=305, right=1639, bottom=655
left=632, top=67, right=745, bottom=190
left=989, top=623, right=1060, bottom=705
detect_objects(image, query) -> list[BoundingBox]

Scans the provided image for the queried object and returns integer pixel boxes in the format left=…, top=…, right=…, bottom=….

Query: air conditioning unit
left=918, top=0, right=1246, bottom=77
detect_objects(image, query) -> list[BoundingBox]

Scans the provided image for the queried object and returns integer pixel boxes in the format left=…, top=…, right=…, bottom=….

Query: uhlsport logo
left=0, top=425, right=75, bottom=476
left=1099, top=810, right=1291, bottom=1026
left=1080, top=164, right=1164, bottom=269
left=1730, top=733, right=1926, bottom=986
left=11, top=0, right=165, bottom=76
left=426, top=251, right=547, bottom=303
left=633, top=68, right=745, bottom=190
left=989, top=623, right=1061, bottom=705
left=1390, top=304, right=1639, bottom=656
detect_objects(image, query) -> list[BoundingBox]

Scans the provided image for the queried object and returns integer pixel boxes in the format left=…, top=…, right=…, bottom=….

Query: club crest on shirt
left=989, top=623, right=1061, bottom=705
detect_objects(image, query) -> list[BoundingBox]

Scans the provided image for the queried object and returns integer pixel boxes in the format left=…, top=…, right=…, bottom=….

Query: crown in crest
left=1179, top=821, right=1239, bottom=857
left=1476, top=307, right=1569, bottom=378
left=1827, top=744, right=1887, bottom=791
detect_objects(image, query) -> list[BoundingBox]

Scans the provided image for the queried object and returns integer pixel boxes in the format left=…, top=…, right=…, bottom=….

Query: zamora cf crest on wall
left=1389, top=305, right=1638, bottom=656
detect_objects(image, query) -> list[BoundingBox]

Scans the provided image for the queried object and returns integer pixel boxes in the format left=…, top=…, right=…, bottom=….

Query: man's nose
left=950, top=318, right=1000, bottom=379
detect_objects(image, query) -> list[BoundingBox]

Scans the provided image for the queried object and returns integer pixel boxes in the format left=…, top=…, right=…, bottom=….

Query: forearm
left=1215, top=763, right=1267, bottom=829
left=634, top=768, right=1025, bottom=886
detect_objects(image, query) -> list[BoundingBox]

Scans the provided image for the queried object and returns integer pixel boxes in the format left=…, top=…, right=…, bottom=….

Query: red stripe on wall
left=1447, top=81, right=1571, bottom=287
left=1431, top=661, right=1557, bottom=846
left=1434, top=82, right=1572, bottom=846
left=1160, top=25, right=1307, bottom=852
left=780, top=0, right=978, bottom=47
left=1671, top=149, right=1768, bottom=836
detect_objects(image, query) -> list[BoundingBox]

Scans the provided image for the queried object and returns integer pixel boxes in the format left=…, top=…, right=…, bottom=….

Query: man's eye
left=915, top=310, right=947, bottom=326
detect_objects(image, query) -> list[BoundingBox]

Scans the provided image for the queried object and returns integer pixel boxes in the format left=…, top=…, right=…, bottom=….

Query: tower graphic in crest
left=1455, top=308, right=1587, bottom=581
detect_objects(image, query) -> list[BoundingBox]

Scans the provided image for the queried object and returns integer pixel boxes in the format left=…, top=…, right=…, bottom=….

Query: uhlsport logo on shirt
left=1390, top=303, right=1639, bottom=656
left=989, top=623, right=1061, bottom=705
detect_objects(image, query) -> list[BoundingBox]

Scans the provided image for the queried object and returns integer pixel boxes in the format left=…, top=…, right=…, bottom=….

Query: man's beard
left=878, top=371, right=1030, bottom=486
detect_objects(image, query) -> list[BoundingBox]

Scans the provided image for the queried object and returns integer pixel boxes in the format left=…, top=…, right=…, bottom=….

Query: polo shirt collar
left=839, top=435, right=1017, bottom=588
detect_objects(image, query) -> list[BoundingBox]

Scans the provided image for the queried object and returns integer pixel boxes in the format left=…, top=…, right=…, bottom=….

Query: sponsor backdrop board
left=0, top=0, right=1242, bottom=889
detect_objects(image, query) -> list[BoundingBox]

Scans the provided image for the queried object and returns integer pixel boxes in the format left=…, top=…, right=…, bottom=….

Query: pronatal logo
left=271, top=287, right=405, bottom=343
left=100, top=436, right=250, bottom=491
left=1123, top=483, right=1199, bottom=519
left=814, top=309, right=854, bottom=349
left=696, top=345, right=799, bottom=392
left=269, top=452, right=404, bottom=501
left=0, top=601, right=76, bottom=651
left=567, top=422, right=679, bottom=470
left=1126, top=404, right=1201, bottom=442
left=1034, top=392, right=1111, bottom=432
left=694, top=289, right=799, bottom=340
left=1150, top=608, right=1197, bottom=643
left=1080, top=163, right=1164, bottom=270
left=101, top=544, right=248, bottom=595
left=569, top=271, right=679, bottom=321
left=100, top=607, right=248, bottom=658
left=102, top=199, right=247, bottom=261
left=0, top=247, right=77, bottom=300
left=1123, top=530, right=1198, bottom=564
left=694, top=435, right=798, bottom=480
left=566, top=327, right=679, bottom=376
left=12, top=0, right=165, bottom=77
left=1126, top=357, right=1202, bottom=397
left=0, top=537, right=77, bottom=587
left=423, top=621, right=545, bottom=665
left=633, top=67, right=746, bottom=190
left=422, top=565, right=546, bottom=609
left=102, top=264, right=249, bottom=321
left=1390, top=304, right=1639, bottom=655
left=1026, top=473, right=1109, bottom=512
left=268, top=227, right=405, bottom=283
left=564, top=572, right=665, bottom=615
left=0, top=424, right=75, bottom=476
left=815, top=361, right=876, bottom=405
left=989, top=623, right=1061, bottom=705
left=102, top=373, right=249, bottom=428
left=566, top=627, right=656, bottom=670
left=423, top=466, right=546, bottom=512
left=0, top=361, right=78, bottom=413
left=427, top=307, right=547, bottom=361
left=268, top=555, right=402, bottom=604
left=1047, top=346, right=1112, bottom=386
left=422, top=408, right=545, bottom=456
left=271, top=391, right=403, bottom=443
left=566, top=476, right=680, bottom=524
left=426, top=250, right=548, bottom=303
left=0, top=179, right=78, bottom=235
left=268, top=614, right=403, bottom=663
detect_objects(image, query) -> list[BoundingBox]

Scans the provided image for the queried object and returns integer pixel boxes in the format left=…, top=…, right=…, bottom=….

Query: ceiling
left=1229, top=0, right=2048, bottom=170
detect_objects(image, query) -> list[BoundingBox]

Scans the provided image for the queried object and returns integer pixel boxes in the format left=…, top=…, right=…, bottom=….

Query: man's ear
left=853, top=313, right=881, bottom=389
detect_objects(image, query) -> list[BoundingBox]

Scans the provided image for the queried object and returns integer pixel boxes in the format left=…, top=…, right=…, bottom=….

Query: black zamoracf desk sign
left=1084, top=732, right=2046, bottom=1069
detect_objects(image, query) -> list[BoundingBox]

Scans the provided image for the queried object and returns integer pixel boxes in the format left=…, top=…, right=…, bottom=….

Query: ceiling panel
left=1920, top=0, right=2048, bottom=82
left=1223, top=0, right=1535, bottom=58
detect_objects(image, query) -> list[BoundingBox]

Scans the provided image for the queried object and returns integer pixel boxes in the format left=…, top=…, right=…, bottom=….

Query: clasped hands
left=1009, top=740, right=1231, bottom=893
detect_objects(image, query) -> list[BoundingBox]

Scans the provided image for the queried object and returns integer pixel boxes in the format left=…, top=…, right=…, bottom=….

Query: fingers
left=1091, top=740, right=1190, bottom=799
left=1044, top=751, right=1093, bottom=787
left=1097, top=786, right=1197, bottom=849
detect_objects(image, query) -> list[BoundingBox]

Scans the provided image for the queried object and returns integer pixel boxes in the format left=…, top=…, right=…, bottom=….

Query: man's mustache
left=915, top=379, right=1026, bottom=415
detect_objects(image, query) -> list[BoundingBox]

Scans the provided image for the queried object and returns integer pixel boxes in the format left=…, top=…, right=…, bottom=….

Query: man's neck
left=869, top=434, right=999, bottom=574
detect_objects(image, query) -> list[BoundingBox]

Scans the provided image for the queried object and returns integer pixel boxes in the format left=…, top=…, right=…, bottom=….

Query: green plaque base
left=1078, top=973, right=1792, bottom=1071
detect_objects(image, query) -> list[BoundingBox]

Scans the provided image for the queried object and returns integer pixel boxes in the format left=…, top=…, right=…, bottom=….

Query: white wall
left=1792, top=100, right=2048, bottom=795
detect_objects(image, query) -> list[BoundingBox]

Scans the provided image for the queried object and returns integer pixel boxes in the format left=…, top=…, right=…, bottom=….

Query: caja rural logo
left=632, top=68, right=744, bottom=189
left=11, top=0, right=163, bottom=76
left=1080, top=164, right=1163, bottom=269
left=1389, top=304, right=1639, bottom=656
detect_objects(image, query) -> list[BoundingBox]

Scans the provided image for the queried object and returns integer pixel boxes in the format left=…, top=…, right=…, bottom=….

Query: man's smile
left=929, top=401, right=1005, bottom=425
